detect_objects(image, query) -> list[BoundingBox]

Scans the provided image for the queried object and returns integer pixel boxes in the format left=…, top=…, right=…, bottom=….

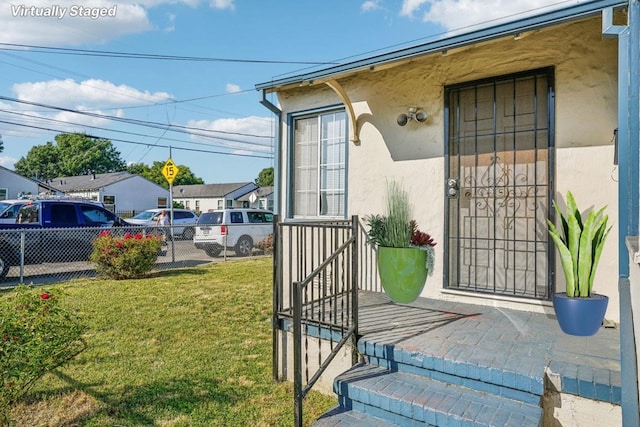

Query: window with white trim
left=293, top=110, right=346, bottom=218
left=0, top=188, right=7, bottom=200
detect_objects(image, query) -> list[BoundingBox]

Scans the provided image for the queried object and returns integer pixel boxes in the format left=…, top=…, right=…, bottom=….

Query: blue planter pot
left=552, top=292, right=608, bottom=336
left=377, top=247, right=428, bottom=304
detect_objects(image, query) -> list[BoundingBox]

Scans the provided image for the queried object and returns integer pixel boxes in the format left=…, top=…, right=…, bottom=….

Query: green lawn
left=7, top=258, right=336, bottom=426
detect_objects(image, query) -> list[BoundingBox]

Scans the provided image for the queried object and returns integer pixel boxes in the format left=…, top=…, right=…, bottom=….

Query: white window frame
left=290, top=108, right=347, bottom=219
left=0, top=188, right=7, bottom=200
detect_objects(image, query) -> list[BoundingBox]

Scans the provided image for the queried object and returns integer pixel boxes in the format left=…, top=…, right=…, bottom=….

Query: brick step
left=313, top=405, right=397, bottom=427
left=359, top=338, right=546, bottom=404
left=326, top=363, right=543, bottom=427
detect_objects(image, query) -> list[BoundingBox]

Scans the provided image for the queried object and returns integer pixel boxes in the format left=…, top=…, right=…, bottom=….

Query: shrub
left=255, top=234, right=274, bottom=255
left=90, top=231, right=162, bottom=280
left=0, top=285, right=85, bottom=424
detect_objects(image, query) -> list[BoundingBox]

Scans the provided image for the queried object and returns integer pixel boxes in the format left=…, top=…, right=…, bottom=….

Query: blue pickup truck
left=0, top=198, right=128, bottom=279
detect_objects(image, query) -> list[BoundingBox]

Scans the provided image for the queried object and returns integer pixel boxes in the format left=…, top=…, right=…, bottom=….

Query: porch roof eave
left=255, top=0, right=628, bottom=93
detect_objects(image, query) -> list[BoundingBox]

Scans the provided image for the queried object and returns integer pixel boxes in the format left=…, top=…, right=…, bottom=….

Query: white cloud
left=209, top=0, right=235, bottom=11
left=225, top=83, right=241, bottom=94
left=2, top=79, right=170, bottom=138
left=187, top=116, right=273, bottom=154
left=164, top=12, right=176, bottom=32
left=361, top=1, right=382, bottom=12
left=402, top=0, right=589, bottom=31
left=51, top=108, right=120, bottom=128
left=400, top=0, right=429, bottom=17
left=0, top=155, right=17, bottom=168
left=13, top=79, right=173, bottom=108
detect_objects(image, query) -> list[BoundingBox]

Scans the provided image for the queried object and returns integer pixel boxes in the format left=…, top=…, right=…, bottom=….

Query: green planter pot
left=377, top=246, right=428, bottom=304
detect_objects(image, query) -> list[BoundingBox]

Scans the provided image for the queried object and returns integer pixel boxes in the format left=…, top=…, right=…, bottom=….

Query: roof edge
left=256, top=0, right=627, bottom=91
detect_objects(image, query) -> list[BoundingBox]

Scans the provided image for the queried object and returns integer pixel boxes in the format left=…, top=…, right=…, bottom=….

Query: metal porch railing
left=272, top=215, right=380, bottom=426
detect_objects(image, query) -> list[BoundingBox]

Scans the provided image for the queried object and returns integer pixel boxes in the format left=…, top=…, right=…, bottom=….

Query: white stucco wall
left=275, top=16, right=620, bottom=323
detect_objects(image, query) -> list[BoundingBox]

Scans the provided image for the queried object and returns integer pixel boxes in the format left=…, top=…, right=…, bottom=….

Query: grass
left=6, top=258, right=336, bottom=426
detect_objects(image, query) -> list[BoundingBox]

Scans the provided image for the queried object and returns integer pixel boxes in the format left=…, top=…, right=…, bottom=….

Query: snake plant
left=547, top=191, right=611, bottom=297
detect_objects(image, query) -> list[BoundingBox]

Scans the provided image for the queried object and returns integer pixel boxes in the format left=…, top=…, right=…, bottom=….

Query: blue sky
left=0, top=0, right=584, bottom=184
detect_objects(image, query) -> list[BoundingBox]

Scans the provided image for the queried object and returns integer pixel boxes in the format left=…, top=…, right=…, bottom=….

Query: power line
left=0, top=119, right=273, bottom=159
left=0, top=108, right=273, bottom=151
left=0, top=43, right=340, bottom=65
left=0, top=95, right=272, bottom=141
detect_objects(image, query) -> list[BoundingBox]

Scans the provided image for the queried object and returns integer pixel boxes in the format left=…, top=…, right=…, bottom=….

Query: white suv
left=193, top=208, right=273, bottom=257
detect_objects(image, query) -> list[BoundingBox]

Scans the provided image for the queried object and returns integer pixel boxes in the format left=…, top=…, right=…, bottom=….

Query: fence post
left=19, top=231, right=25, bottom=283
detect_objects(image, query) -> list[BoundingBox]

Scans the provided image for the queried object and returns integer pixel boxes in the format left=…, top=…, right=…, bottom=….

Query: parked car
left=193, top=208, right=273, bottom=257
left=0, top=198, right=129, bottom=279
left=124, top=208, right=199, bottom=239
left=0, top=199, right=29, bottom=224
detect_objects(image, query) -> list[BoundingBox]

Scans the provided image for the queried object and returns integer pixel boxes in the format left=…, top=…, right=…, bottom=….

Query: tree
left=14, top=133, right=126, bottom=180
left=57, top=133, right=126, bottom=176
left=126, top=161, right=204, bottom=189
left=14, top=142, right=62, bottom=180
left=255, top=167, right=274, bottom=187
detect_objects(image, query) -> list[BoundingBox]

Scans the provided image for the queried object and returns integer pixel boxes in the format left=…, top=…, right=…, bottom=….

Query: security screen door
left=445, top=68, right=553, bottom=299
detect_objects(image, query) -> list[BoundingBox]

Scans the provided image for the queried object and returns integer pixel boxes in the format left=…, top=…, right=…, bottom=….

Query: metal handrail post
left=351, top=215, right=359, bottom=365
left=272, top=216, right=280, bottom=381
left=292, top=280, right=303, bottom=427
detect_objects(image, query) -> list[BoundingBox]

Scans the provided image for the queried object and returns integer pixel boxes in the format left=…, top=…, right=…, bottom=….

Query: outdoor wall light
left=397, top=107, right=428, bottom=126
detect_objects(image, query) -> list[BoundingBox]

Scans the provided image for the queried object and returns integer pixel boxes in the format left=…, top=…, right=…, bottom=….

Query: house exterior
left=46, top=171, right=169, bottom=215
left=258, top=0, right=640, bottom=425
left=172, top=182, right=258, bottom=213
left=0, top=166, right=40, bottom=198
left=237, top=186, right=274, bottom=211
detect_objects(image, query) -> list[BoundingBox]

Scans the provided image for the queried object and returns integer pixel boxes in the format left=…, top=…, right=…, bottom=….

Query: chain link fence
left=0, top=224, right=273, bottom=288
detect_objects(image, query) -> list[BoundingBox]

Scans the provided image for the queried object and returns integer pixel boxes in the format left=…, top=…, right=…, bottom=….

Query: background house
left=172, top=182, right=258, bottom=213
left=0, top=166, right=40, bottom=199
left=237, top=186, right=274, bottom=211
left=46, top=171, right=169, bottom=216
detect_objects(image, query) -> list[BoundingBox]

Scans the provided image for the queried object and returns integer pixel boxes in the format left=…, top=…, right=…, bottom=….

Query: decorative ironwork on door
left=445, top=68, right=554, bottom=300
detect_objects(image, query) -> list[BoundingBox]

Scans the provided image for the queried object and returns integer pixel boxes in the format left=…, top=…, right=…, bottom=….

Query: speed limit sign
left=161, top=158, right=180, bottom=185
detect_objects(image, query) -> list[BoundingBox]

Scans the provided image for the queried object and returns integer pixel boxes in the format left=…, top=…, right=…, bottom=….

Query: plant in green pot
left=365, top=181, right=436, bottom=304
left=547, top=191, right=612, bottom=336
